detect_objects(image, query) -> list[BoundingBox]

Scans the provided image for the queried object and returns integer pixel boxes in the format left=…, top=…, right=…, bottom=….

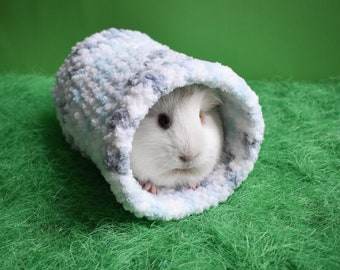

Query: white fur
left=130, top=85, right=223, bottom=190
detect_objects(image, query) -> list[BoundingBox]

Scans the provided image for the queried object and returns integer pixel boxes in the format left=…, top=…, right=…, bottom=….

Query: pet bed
left=52, top=28, right=264, bottom=220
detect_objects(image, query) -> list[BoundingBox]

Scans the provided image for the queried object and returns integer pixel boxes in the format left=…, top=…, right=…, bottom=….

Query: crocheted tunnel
left=52, top=28, right=265, bottom=220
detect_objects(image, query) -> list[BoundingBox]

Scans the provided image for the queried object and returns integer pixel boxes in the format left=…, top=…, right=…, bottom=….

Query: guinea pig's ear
left=201, top=91, right=222, bottom=112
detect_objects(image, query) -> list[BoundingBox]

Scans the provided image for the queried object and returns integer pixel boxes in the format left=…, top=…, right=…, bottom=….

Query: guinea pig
left=130, top=85, right=224, bottom=194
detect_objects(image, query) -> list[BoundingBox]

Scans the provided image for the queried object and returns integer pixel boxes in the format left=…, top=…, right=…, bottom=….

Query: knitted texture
left=52, top=28, right=264, bottom=220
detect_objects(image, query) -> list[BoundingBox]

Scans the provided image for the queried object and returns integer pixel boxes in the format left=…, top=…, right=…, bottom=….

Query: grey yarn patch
left=104, top=147, right=129, bottom=174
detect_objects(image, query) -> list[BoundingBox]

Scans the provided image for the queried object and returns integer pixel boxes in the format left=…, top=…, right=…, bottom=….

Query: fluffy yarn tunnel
left=52, top=28, right=265, bottom=220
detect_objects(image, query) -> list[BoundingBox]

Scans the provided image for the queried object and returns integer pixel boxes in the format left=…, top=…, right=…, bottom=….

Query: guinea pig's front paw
left=186, top=182, right=201, bottom=191
left=141, top=182, right=158, bottom=195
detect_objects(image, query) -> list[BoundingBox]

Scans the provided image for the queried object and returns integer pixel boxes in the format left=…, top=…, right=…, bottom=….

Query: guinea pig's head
left=130, top=85, right=224, bottom=189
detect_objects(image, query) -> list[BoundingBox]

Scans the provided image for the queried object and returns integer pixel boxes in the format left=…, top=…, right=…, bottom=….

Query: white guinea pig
left=130, top=85, right=224, bottom=194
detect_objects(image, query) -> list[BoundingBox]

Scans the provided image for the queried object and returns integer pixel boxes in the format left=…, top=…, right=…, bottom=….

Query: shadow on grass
left=39, top=110, right=151, bottom=229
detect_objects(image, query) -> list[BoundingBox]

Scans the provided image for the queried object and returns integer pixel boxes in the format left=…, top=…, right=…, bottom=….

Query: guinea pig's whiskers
left=161, top=156, right=177, bottom=171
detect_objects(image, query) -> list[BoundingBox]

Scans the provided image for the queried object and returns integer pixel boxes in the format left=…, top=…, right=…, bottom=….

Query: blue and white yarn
left=52, top=28, right=265, bottom=220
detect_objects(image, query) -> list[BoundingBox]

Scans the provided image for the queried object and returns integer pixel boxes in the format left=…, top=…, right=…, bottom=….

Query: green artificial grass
left=0, top=74, right=339, bottom=269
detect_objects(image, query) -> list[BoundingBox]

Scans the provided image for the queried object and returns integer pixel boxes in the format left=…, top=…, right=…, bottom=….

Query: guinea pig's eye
left=158, top=113, right=171, bottom=130
left=199, top=110, right=205, bottom=124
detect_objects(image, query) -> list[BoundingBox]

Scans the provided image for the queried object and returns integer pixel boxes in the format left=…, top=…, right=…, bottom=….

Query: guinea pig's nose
left=179, top=155, right=190, bottom=162
left=179, top=153, right=199, bottom=162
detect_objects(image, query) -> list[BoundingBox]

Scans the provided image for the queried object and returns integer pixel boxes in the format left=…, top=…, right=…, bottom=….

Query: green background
left=1, top=0, right=340, bottom=80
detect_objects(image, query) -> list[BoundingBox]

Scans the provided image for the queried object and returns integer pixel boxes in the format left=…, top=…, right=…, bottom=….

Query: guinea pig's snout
left=179, top=152, right=199, bottom=163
